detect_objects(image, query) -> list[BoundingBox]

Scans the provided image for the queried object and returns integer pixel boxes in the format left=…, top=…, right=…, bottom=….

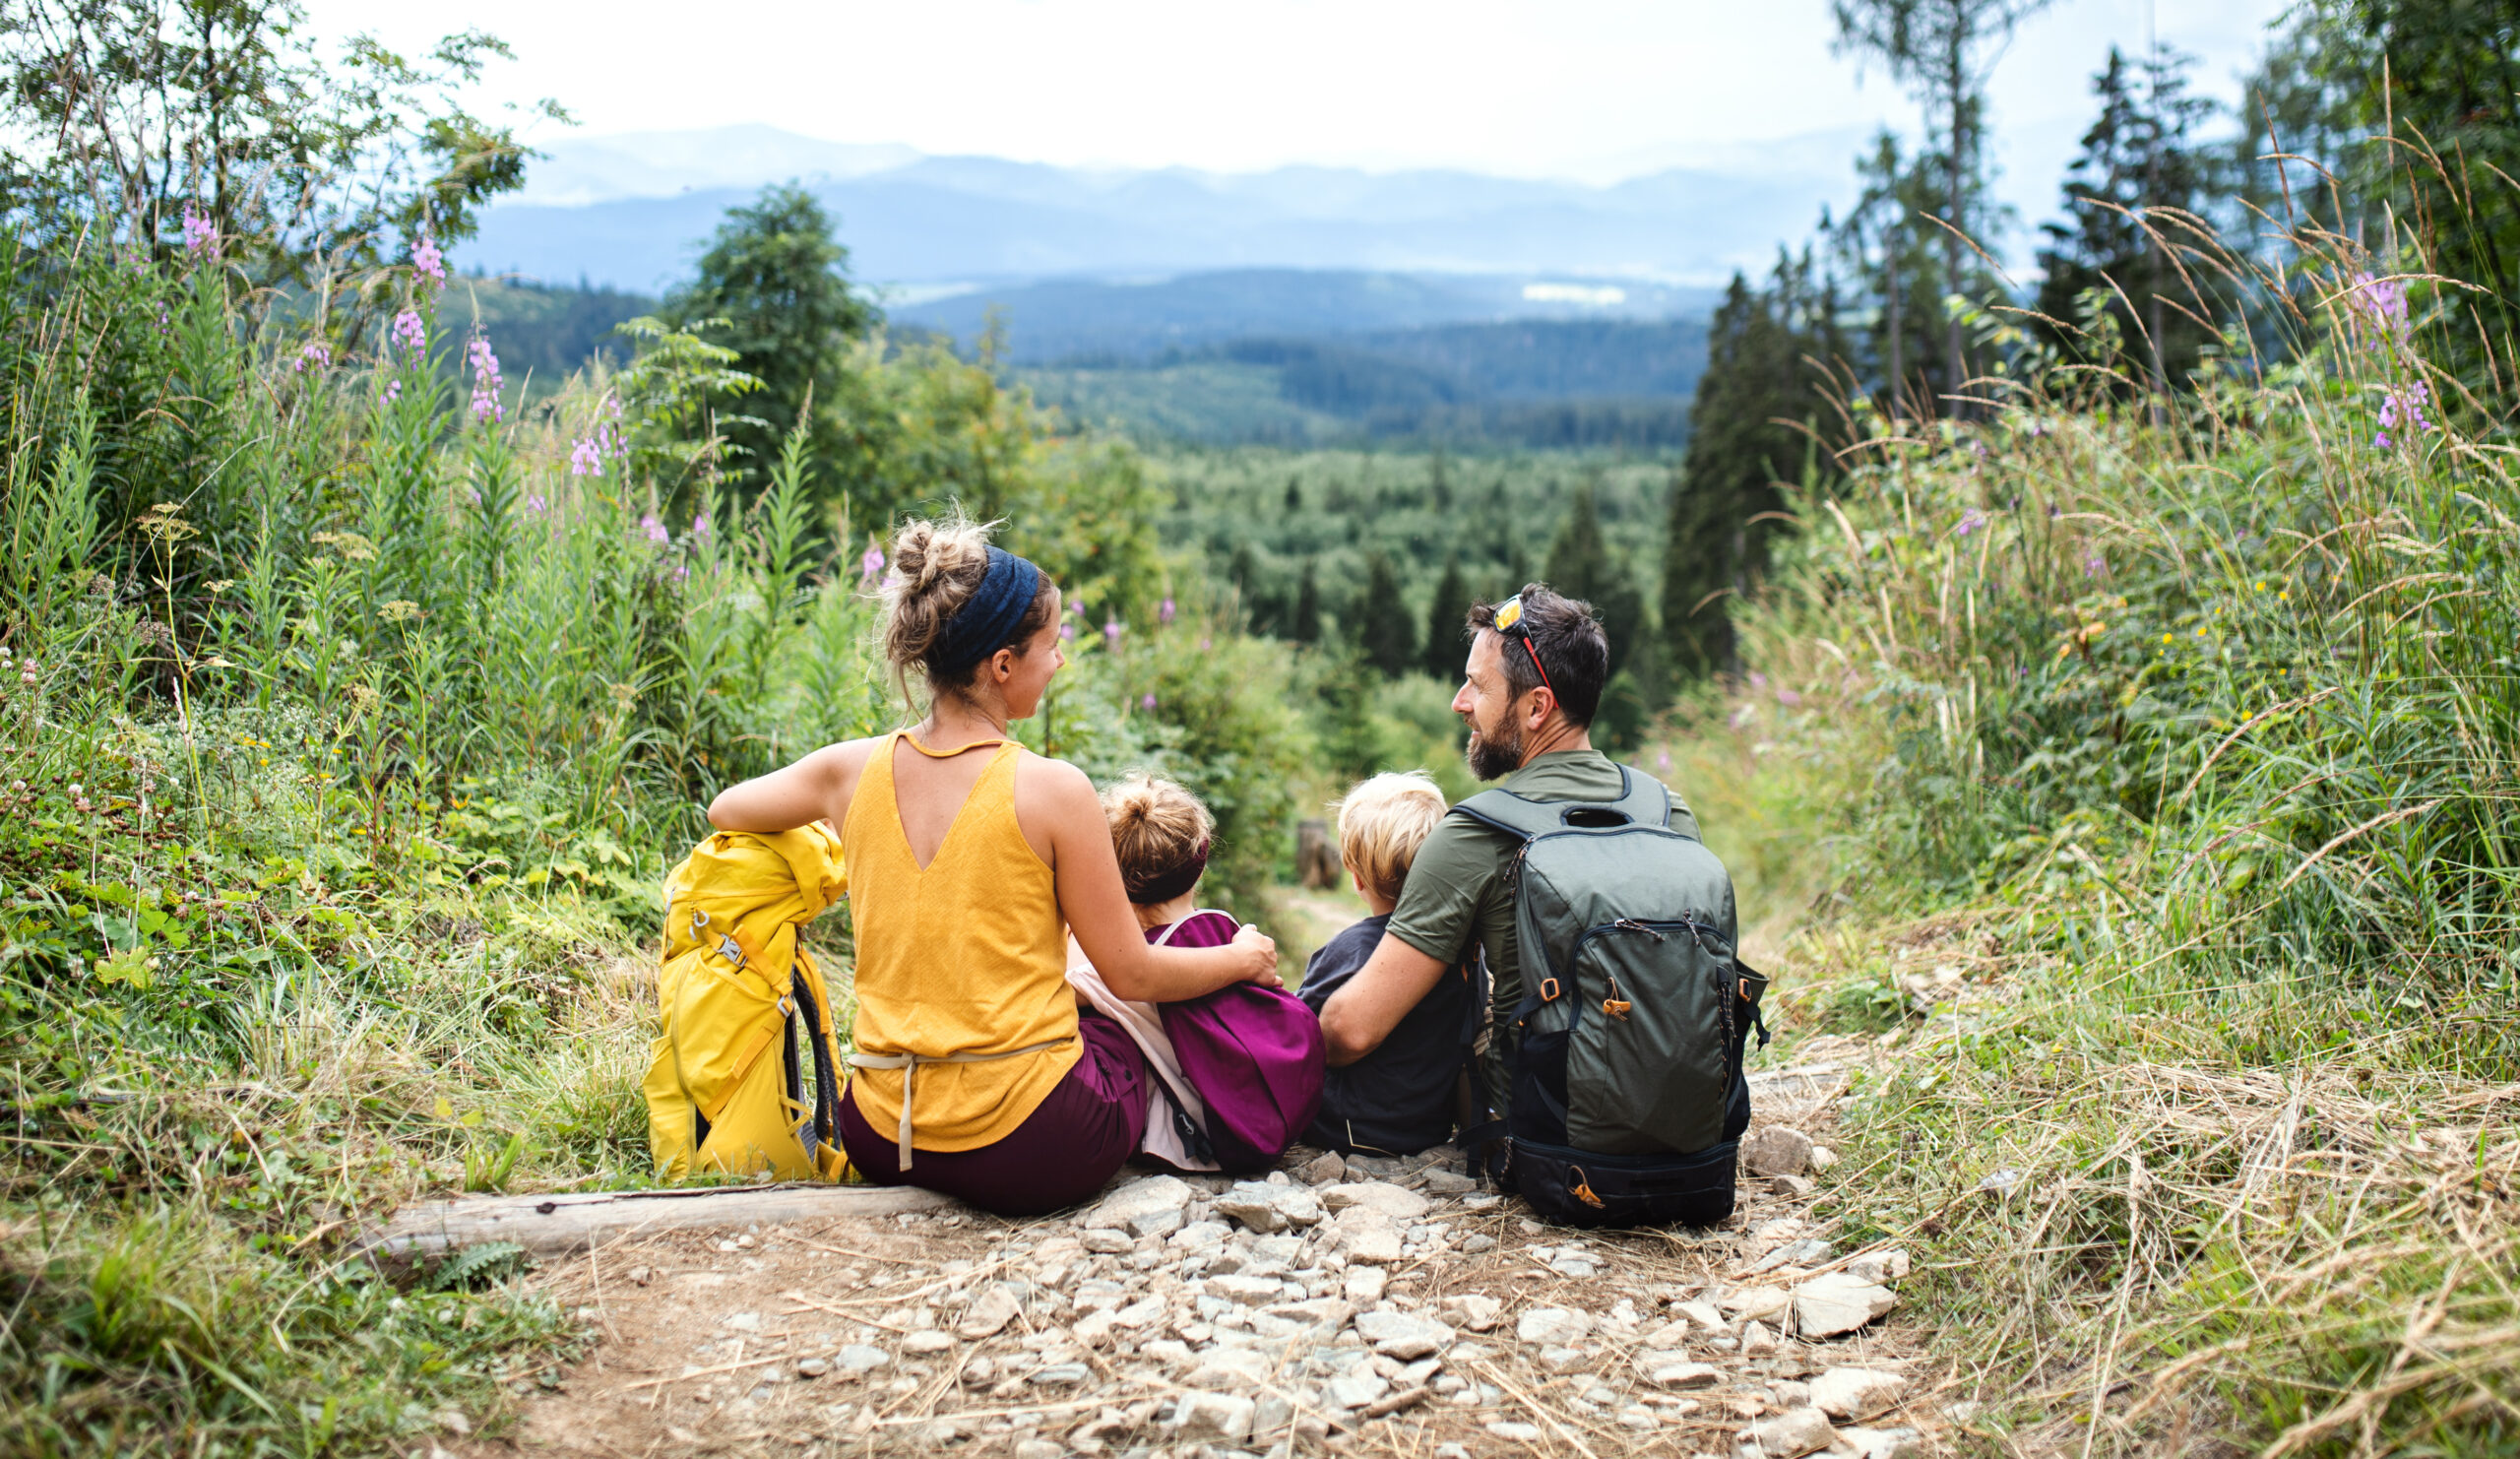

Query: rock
left=1641, top=1319, right=1690, bottom=1349
left=1546, top=1249, right=1601, bottom=1278
left=1774, top=1380, right=1811, bottom=1408
left=1741, top=1319, right=1779, bottom=1354
left=1187, top=1348, right=1275, bottom=1388
left=1169, top=1390, right=1257, bottom=1442
left=1343, top=1226, right=1405, bottom=1264
left=1837, top=1426, right=1924, bottom=1459
left=1808, top=1145, right=1840, bottom=1172
left=1721, top=1286, right=1793, bottom=1321
left=1647, top=1362, right=1722, bottom=1390
left=1355, top=1311, right=1453, bottom=1360
left=1460, top=1233, right=1497, bottom=1253
left=1254, top=1391, right=1294, bottom=1438
left=1844, top=1249, right=1912, bottom=1285
left=1436, top=1445, right=1471, bottom=1459
left=1070, top=1308, right=1120, bottom=1346
left=1031, top=1363, right=1091, bottom=1387
left=1111, top=1296, right=1166, bottom=1328
left=1485, top=1421, right=1544, bottom=1441
left=903, top=1329, right=953, bottom=1354
left=959, top=1285, right=1023, bottom=1340
left=1216, top=1181, right=1293, bottom=1233
left=1677, top=1299, right=1730, bottom=1331
left=626, top=1265, right=652, bottom=1286
left=1439, top=1294, right=1502, bottom=1332
left=1320, top=1181, right=1432, bottom=1221
left=1131, top=1207, right=1186, bottom=1239
left=1810, top=1367, right=1909, bottom=1422
left=1771, top=1174, right=1816, bottom=1198
left=1262, top=1297, right=1354, bottom=1329
left=1517, top=1306, right=1593, bottom=1345
left=1326, top=1371, right=1390, bottom=1410
left=1741, top=1406, right=1839, bottom=1459
left=1793, top=1274, right=1898, bottom=1338
left=834, top=1344, right=890, bottom=1376
left=1208, top=1273, right=1287, bottom=1302
left=1537, top=1345, right=1589, bottom=1371
left=436, top=1411, right=472, bottom=1436
left=1298, top=1151, right=1348, bottom=1185
left=793, top=1357, right=830, bottom=1378
left=1080, top=1228, right=1134, bottom=1254
left=1082, top=1174, right=1194, bottom=1231
left=1344, top=1265, right=1387, bottom=1304
left=723, top=1310, right=764, bottom=1332
left=1421, top=1170, right=1478, bottom=1195
left=1741, top=1126, right=1816, bottom=1177
left=1014, top=1442, right=1063, bottom=1459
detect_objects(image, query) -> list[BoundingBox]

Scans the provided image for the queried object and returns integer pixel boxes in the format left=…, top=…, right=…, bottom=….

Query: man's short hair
left=1466, top=584, right=1609, bottom=727
left=1335, top=771, right=1448, bottom=905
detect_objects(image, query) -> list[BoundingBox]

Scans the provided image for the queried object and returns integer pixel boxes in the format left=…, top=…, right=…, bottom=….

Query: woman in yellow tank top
left=706, top=517, right=1278, bottom=1214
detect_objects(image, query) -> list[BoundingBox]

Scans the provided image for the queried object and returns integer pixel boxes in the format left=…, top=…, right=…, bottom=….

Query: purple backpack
left=1151, top=912, right=1326, bottom=1173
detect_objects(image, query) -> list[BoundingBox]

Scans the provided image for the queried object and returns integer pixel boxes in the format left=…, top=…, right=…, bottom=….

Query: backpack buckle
left=1602, top=997, right=1631, bottom=1019
left=1539, top=977, right=1561, bottom=1001
left=714, top=934, right=747, bottom=970
left=1569, top=1167, right=1605, bottom=1209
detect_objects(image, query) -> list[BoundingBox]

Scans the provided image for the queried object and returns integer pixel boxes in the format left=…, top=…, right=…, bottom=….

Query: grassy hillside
left=1655, top=251, right=2520, bottom=1451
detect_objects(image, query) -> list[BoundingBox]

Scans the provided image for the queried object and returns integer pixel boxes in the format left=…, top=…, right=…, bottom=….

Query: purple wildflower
left=2084, top=552, right=2105, bottom=578
left=1657, top=749, right=1672, bottom=772
left=859, top=544, right=886, bottom=582
left=527, top=493, right=548, bottom=515
left=2347, top=272, right=2410, bottom=341
left=1956, top=507, right=1988, bottom=538
left=2375, top=380, right=2436, bottom=449
left=181, top=204, right=217, bottom=257
left=569, top=437, right=603, bottom=476
left=410, top=234, right=446, bottom=288
left=1776, top=687, right=1801, bottom=707
left=1060, top=621, right=1075, bottom=642
left=1159, top=596, right=1176, bottom=625
left=383, top=379, right=401, bottom=405
left=466, top=338, right=505, bottom=425
left=390, top=309, right=425, bottom=353
left=692, top=512, right=712, bottom=542
left=292, top=341, right=331, bottom=374
left=638, top=513, right=668, bottom=545
left=1140, top=693, right=1158, bottom=711
left=1103, top=617, right=1122, bottom=649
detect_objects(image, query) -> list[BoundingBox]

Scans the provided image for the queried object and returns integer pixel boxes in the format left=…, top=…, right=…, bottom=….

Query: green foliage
left=663, top=184, right=881, bottom=492
left=1354, top=552, right=1418, bottom=676
left=1666, top=259, right=1835, bottom=679
left=2032, top=46, right=2226, bottom=390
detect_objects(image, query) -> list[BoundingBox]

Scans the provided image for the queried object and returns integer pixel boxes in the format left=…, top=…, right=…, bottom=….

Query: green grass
left=1650, top=233, right=2520, bottom=1452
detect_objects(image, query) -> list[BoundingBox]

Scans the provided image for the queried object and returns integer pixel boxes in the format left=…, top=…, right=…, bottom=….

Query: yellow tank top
left=841, top=732, right=1079, bottom=1154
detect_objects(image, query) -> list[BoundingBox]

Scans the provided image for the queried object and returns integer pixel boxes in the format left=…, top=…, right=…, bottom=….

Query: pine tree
left=1832, top=131, right=1963, bottom=416
left=1665, top=253, right=1835, bottom=678
left=1228, top=541, right=1262, bottom=629
left=1356, top=552, right=1418, bottom=677
left=1543, top=482, right=1646, bottom=676
left=1289, top=559, right=1321, bottom=645
left=1423, top=554, right=1471, bottom=678
left=2034, top=45, right=2221, bottom=394
left=664, top=184, right=880, bottom=491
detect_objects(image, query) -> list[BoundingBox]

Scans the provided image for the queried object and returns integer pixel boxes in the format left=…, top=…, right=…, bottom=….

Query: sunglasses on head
left=1490, top=594, right=1555, bottom=699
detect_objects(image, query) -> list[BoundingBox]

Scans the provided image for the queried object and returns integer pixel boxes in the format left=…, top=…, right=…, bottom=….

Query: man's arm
left=1317, top=932, right=1451, bottom=1067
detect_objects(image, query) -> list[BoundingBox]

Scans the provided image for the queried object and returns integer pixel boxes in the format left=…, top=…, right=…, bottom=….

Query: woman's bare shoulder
left=1011, top=745, right=1094, bottom=793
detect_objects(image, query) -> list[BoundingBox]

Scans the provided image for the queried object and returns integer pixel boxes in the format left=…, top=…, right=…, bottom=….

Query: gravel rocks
left=1485, top=1420, right=1543, bottom=1441
left=1319, top=1181, right=1433, bottom=1221
left=1810, top=1366, right=1908, bottom=1421
left=1079, top=1174, right=1193, bottom=1234
left=1741, top=1405, right=1839, bottom=1458
left=1721, top=1286, right=1793, bottom=1321
left=1516, top=1306, right=1593, bottom=1345
left=1438, top=1294, right=1502, bottom=1332
left=1214, top=1180, right=1325, bottom=1232
left=1355, top=1310, right=1453, bottom=1360
left=1792, top=1273, right=1898, bottom=1337
left=1741, top=1126, right=1816, bottom=1176
left=1645, top=1361, right=1723, bottom=1390
left=958, top=1285, right=1022, bottom=1340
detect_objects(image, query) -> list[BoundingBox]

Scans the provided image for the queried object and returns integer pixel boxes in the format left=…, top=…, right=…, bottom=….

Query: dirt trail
left=453, top=1037, right=1944, bottom=1459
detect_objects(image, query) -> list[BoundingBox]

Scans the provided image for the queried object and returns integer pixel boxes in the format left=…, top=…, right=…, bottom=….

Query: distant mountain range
left=462, top=124, right=1855, bottom=294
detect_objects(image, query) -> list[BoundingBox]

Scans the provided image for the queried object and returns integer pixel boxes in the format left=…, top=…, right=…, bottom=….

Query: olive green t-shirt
left=1385, top=749, right=1700, bottom=1115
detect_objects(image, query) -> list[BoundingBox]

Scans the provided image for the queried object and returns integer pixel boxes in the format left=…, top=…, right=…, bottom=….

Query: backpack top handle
left=1453, top=763, right=1672, bottom=841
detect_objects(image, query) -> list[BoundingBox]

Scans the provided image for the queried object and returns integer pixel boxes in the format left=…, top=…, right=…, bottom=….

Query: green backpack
left=1455, top=765, right=1767, bottom=1227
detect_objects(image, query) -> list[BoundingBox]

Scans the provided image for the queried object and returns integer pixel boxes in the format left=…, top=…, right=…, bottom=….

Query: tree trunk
left=355, top=1182, right=952, bottom=1262
left=1944, top=22, right=1970, bottom=417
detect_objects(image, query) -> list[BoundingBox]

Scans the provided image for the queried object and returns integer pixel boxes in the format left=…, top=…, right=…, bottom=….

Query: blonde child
left=1294, top=771, right=1476, bottom=1155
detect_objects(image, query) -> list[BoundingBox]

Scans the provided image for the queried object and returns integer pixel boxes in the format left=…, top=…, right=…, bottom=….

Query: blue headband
left=933, top=547, right=1043, bottom=675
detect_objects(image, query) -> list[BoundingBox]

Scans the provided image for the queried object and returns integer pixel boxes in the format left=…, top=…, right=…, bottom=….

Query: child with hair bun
left=1102, top=773, right=1230, bottom=943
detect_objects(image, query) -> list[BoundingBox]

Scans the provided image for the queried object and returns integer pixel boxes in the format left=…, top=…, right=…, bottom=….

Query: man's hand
left=1317, top=931, right=1451, bottom=1066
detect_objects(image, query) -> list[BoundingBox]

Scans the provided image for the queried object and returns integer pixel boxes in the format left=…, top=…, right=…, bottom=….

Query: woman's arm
left=706, top=741, right=866, bottom=833
left=1035, top=759, right=1276, bottom=1000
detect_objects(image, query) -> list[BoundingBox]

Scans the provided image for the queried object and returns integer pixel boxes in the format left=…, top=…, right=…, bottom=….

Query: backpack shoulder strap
left=1451, top=764, right=1672, bottom=840
left=1449, top=788, right=1558, bottom=842
left=1151, top=909, right=1236, bottom=946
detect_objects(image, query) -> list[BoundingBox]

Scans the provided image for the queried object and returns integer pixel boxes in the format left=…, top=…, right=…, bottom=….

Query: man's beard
left=1464, top=708, right=1524, bottom=782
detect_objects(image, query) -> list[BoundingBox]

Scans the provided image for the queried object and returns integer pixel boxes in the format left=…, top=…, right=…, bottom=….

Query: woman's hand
left=1232, top=923, right=1281, bottom=986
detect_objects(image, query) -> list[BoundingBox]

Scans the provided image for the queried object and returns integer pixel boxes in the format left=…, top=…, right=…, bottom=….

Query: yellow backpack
left=643, top=824, right=852, bottom=1182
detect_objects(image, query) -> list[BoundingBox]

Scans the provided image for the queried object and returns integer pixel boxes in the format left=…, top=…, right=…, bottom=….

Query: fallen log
left=356, top=1182, right=953, bottom=1260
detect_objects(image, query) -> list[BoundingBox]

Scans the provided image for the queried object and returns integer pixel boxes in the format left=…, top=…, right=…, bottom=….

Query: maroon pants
left=840, top=1007, right=1149, bottom=1216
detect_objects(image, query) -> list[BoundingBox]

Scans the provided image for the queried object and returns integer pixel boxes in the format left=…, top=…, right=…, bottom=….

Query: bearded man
left=1316, top=584, right=1701, bottom=1125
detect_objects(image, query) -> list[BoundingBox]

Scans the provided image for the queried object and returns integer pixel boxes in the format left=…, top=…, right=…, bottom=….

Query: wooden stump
left=1295, top=818, right=1341, bottom=889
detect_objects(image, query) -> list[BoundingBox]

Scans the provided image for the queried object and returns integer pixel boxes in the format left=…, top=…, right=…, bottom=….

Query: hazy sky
left=309, top=0, right=2290, bottom=190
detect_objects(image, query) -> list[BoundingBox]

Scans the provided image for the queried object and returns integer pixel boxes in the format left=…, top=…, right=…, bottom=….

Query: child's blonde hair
left=1335, top=771, right=1448, bottom=905
left=1101, top=773, right=1215, bottom=905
